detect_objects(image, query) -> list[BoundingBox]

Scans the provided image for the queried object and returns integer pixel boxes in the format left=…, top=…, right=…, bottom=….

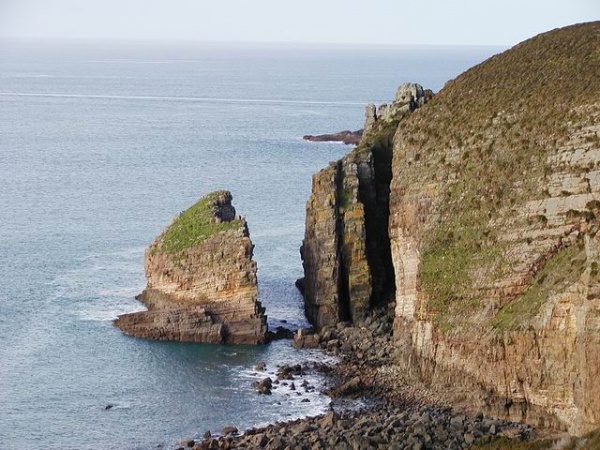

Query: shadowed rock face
left=115, top=191, right=267, bottom=345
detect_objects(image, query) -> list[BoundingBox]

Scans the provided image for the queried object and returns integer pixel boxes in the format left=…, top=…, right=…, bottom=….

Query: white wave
left=1, top=74, right=136, bottom=80
left=287, top=110, right=326, bottom=116
left=78, top=302, right=146, bottom=322
left=86, top=59, right=203, bottom=64
left=303, top=139, right=347, bottom=145
left=2, top=74, right=51, bottom=78
left=0, top=92, right=364, bottom=107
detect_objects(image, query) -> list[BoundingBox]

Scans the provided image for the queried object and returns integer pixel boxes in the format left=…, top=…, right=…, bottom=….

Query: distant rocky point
left=114, top=191, right=268, bottom=345
left=302, top=83, right=433, bottom=147
left=303, top=130, right=363, bottom=146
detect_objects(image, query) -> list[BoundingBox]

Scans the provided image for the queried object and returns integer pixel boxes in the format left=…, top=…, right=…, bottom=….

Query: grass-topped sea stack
left=115, top=191, right=268, bottom=344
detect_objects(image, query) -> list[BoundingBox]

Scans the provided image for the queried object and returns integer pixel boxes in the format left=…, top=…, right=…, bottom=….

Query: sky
left=0, top=0, right=598, bottom=46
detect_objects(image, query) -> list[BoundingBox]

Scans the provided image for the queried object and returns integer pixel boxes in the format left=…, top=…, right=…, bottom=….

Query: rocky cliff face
left=115, top=191, right=268, bottom=345
left=300, top=83, right=431, bottom=328
left=387, top=23, right=600, bottom=434
left=302, top=22, right=600, bottom=435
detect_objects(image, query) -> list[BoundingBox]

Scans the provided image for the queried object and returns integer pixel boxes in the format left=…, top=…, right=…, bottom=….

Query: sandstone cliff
left=302, top=22, right=600, bottom=435
left=300, top=83, right=432, bottom=328
left=388, top=22, right=600, bottom=434
left=115, top=191, right=268, bottom=345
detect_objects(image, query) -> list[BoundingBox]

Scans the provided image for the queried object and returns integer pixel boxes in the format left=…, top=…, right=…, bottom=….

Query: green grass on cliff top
left=157, top=191, right=242, bottom=254
left=394, top=22, right=600, bottom=330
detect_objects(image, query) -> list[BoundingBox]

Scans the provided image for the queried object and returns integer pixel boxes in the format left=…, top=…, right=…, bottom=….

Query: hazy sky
left=1, top=0, right=598, bottom=46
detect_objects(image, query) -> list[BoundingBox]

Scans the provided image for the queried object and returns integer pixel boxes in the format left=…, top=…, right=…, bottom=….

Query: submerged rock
left=114, top=191, right=267, bottom=345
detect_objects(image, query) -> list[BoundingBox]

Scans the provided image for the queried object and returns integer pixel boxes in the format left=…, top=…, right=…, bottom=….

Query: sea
left=0, top=40, right=503, bottom=450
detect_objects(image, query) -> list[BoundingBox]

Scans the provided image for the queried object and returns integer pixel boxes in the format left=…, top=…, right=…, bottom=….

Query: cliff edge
left=115, top=191, right=268, bottom=345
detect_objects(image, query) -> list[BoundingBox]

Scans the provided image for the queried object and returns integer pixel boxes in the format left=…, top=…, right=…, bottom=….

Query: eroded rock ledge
left=115, top=191, right=267, bottom=345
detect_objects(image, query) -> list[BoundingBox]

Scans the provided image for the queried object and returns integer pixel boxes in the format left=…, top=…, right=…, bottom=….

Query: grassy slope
left=394, top=22, right=600, bottom=329
left=157, top=191, right=242, bottom=254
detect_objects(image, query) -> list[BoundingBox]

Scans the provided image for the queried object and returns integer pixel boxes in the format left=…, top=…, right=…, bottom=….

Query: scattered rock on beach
left=293, top=328, right=319, bottom=349
left=221, top=426, right=238, bottom=436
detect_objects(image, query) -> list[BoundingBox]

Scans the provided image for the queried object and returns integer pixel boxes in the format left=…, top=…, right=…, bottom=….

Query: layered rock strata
left=300, top=83, right=431, bottom=328
left=115, top=191, right=267, bottom=345
left=302, top=23, right=600, bottom=435
left=388, top=23, right=600, bottom=434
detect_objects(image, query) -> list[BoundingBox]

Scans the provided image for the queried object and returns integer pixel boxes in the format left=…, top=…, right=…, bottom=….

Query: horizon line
left=0, top=36, right=510, bottom=49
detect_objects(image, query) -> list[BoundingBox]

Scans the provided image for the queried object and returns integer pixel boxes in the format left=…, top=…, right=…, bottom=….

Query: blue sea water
left=0, top=40, right=503, bottom=450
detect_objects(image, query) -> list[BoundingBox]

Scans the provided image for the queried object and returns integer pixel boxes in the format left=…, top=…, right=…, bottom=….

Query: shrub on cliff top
left=157, top=190, right=243, bottom=254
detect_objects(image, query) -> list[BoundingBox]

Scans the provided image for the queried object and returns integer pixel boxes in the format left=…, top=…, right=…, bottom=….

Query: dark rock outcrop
left=115, top=191, right=268, bottom=345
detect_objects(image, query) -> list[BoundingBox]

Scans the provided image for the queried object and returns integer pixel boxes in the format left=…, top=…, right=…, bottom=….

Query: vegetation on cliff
left=394, top=22, right=600, bottom=330
left=383, top=21, right=600, bottom=434
left=158, top=190, right=243, bottom=254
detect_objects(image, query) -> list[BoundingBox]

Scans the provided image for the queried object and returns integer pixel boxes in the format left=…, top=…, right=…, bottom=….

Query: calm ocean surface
left=0, top=40, right=502, bottom=449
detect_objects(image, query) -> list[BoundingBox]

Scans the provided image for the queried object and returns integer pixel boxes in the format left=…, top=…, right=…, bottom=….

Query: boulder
left=293, top=328, right=320, bottom=349
left=221, top=426, right=238, bottom=436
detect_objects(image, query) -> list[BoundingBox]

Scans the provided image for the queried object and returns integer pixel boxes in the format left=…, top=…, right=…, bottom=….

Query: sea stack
left=115, top=190, right=268, bottom=345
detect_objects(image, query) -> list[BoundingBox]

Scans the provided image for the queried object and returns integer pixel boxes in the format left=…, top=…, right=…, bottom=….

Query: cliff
left=115, top=191, right=268, bottom=345
left=300, top=83, right=432, bottom=328
left=302, top=22, right=600, bottom=435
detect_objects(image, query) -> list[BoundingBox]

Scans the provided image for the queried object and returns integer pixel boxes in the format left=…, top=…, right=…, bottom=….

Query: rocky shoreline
left=174, top=317, right=551, bottom=450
